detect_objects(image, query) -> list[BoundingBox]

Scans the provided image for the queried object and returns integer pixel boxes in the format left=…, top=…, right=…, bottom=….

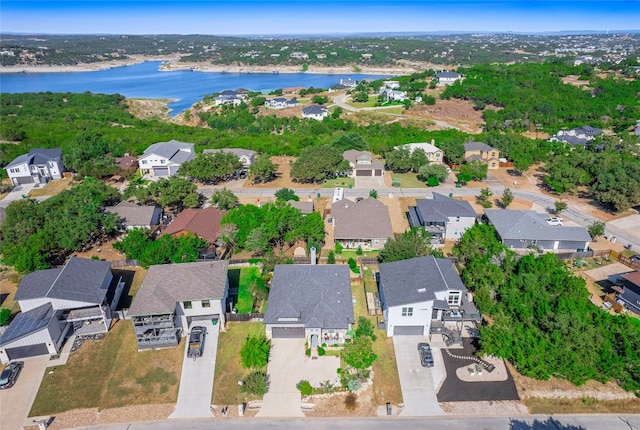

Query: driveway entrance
left=393, top=336, right=445, bottom=416
left=256, top=338, right=305, bottom=417
left=170, top=322, right=219, bottom=419
left=0, top=356, right=49, bottom=430
left=354, top=175, right=385, bottom=189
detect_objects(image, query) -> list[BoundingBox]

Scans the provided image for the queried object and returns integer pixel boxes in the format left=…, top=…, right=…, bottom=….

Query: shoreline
left=0, top=56, right=419, bottom=76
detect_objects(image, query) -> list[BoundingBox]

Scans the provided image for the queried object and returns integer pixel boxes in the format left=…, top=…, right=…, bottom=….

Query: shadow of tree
left=510, top=417, right=586, bottom=430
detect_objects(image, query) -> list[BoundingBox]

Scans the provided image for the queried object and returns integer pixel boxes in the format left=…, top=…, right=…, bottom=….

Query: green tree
left=554, top=200, right=568, bottom=213
left=500, top=187, right=514, bottom=208
left=210, top=188, right=239, bottom=210
left=311, top=95, right=329, bottom=104
left=331, top=133, right=369, bottom=151
left=476, top=187, right=493, bottom=208
left=378, top=228, right=444, bottom=263
left=587, top=221, right=605, bottom=240
left=418, top=164, right=449, bottom=183
left=147, top=177, right=200, bottom=212
left=241, top=371, right=268, bottom=396
left=354, top=317, right=376, bottom=341
left=248, top=155, right=278, bottom=184
left=290, top=145, right=349, bottom=184
left=369, top=189, right=378, bottom=199
left=327, top=251, right=336, bottom=264
left=113, top=229, right=208, bottom=268
left=177, top=152, right=242, bottom=184
left=275, top=188, right=299, bottom=202
left=341, top=336, right=377, bottom=370
left=384, top=147, right=413, bottom=173
left=240, top=335, right=271, bottom=369
left=334, top=242, right=343, bottom=254
left=460, top=160, right=488, bottom=181
left=352, top=92, right=369, bottom=103
left=251, top=96, right=266, bottom=107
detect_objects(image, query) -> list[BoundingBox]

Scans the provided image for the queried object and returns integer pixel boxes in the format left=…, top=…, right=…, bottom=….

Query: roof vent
left=418, top=288, right=426, bottom=293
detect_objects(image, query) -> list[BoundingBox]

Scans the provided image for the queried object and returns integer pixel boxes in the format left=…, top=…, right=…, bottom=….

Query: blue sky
left=1, top=1, right=638, bottom=35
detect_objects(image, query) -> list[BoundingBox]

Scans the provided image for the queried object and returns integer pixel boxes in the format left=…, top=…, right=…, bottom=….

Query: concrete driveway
left=354, top=175, right=385, bottom=189
left=0, top=356, right=49, bottom=429
left=256, top=338, right=305, bottom=417
left=170, top=323, right=219, bottom=419
left=0, top=183, right=36, bottom=208
left=393, top=336, right=445, bottom=416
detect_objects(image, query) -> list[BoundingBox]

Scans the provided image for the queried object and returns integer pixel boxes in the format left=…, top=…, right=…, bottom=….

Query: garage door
left=154, top=167, right=169, bottom=177
left=5, top=343, right=49, bottom=360
left=272, top=327, right=305, bottom=338
left=15, top=176, right=35, bottom=185
left=393, top=326, right=424, bottom=336
left=355, top=170, right=372, bottom=176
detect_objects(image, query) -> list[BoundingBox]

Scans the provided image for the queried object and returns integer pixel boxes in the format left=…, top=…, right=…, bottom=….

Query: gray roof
left=554, top=135, right=589, bottom=146
left=574, top=126, right=603, bottom=136
left=0, top=303, right=57, bottom=347
left=379, top=256, right=467, bottom=308
left=15, top=257, right=112, bottom=304
left=104, top=201, right=161, bottom=227
left=332, top=198, right=394, bottom=241
left=289, top=200, right=314, bottom=214
left=5, top=148, right=62, bottom=169
left=142, top=140, right=194, bottom=163
left=128, top=260, right=229, bottom=316
left=264, top=265, right=354, bottom=329
left=302, top=105, right=328, bottom=115
left=342, top=150, right=385, bottom=170
left=435, top=71, right=461, bottom=79
left=464, top=142, right=497, bottom=153
left=485, top=210, right=591, bottom=242
left=414, top=193, right=476, bottom=223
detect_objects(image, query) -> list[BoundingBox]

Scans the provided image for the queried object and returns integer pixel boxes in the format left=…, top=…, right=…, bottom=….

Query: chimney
left=310, top=247, right=316, bottom=265
left=431, top=139, right=435, bottom=146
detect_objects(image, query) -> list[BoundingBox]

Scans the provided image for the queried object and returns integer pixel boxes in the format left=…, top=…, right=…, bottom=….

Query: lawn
left=525, top=397, right=640, bottom=414
left=347, top=99, right=378, bottom=109
left=321, top=177, right=354, bottom=189
left=28, top=177, right=73, bottom=197
left=30, top=320, right=184, bottom=416
left=390, top=172, right=427, bottom=188
left=378, top=107, right=405, bottom=115
left=212, top=322, right=265, bottom=405
left=336, top=249, right=380, bottom=260
left=371, top=333, right=403, bottom=405
left=236, top=266, right=262, bottom=313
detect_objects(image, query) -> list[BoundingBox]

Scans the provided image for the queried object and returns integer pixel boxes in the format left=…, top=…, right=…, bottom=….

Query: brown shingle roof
left=115, top=155, right=138, bottom=171
left=331, top=198, right=394, bottom=241
left=128, top=260, right=229, bottom=316
left=163, top=207, right=227, bottom=243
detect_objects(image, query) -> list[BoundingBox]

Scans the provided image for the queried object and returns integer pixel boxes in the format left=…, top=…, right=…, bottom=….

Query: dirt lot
left=405, top=98, right=486, bottom=133
left=126, top=99, right=173, bottom=121
left=242, top=156, right=316, bottom=189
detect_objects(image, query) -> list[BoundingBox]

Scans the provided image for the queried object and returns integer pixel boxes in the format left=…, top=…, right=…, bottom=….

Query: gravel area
left=303, top=385, right=379, bottom=417
left=441, top=400, right=528, bottom=416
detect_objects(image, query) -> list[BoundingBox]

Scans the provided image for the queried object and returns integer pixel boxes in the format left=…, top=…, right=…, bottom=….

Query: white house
left=214, top=90, right=245, bottom=106
left=138, top=140, right=195, bottom=177
left=379, top=88, right=408, bottom=102
left=264, top=97, right=299, bottom=109
left=302, top=105, right=328, bottom=121
left=0, top=257, right=124, bottom=363
left=340, top=79, right=357, bottom=89
left=434, top=71, right=462, bottom=85
left=378, top=256, right=480, bottom=337
left=395, top=140, right=445, bottom=164
left=4, top=148, right=64, bottom=186
left=128, top=261, right=229, bottom=351
left=382, top=80, right=400, bottom=89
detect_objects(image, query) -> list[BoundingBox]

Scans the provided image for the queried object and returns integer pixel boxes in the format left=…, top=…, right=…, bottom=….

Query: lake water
left=0, top=61, right=387, bottom=115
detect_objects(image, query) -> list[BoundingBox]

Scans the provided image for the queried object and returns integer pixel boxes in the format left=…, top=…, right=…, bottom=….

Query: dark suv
left=417, top=343, right=434, bottom=367
left=0, top=361, right=24, bottom=389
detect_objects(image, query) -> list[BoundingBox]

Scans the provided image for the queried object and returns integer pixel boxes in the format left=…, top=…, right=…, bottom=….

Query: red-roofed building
left=163, top=207, right=227, bottom=245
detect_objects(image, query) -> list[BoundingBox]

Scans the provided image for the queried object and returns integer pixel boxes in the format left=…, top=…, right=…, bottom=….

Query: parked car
left=0, top=361, right=24, bottom=389
left=545, top=217, right=564, bottom=226
left=630, top=254, right=640, bottom=263
left=417, top=342, right=434, bottom=367
left=187, top=326, right=206, bottom=360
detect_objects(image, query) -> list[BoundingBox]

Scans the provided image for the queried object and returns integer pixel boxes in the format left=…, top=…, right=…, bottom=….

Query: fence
left=226, top=312, right=264, bottom=322
left=110, top=259, right=141, bottom=268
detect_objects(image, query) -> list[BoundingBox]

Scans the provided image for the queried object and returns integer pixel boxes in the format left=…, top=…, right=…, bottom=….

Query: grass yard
left=347, top=99, right=378, bottom=109
left=371, top=333, right=403, bottom=405
left=30, top=320, right=184, bottom=416
left=28, top=177, right=73, bottom=197
left=390, top=172, right=426, bottom=188
left=336, top=249, right=380, bottom=260
left=212, top=322, right=265, bottom=405
left=379, top=107, right=405, bottom=115
left=321, top=177, right=354, bottom=189
left=237, top=266, right=262, bottom=313
left=525, top=397, right=640, bottom=414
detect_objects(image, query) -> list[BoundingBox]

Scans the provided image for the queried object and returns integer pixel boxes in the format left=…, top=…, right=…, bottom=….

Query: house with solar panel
left=0, top=257, right=125, bottom=363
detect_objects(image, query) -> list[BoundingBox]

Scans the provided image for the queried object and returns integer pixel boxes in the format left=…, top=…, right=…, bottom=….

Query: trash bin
left=449, top=193, right=453, bottom=198
left=317, top=193, right=321, bottom=198
left=348, top=184, right=352, bottom=189
left=386, top=402, right=392, bottom=415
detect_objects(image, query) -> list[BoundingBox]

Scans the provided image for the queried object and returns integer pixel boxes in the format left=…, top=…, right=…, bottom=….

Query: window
left=456, top=216, right=460, bottom=222
left=141, top=160, right=147, bottom=165
left=201, top=300, right=211, bottom=308
left=160, top=159, right=166, bottom=164
left=447, top=292, right=461, bottom=306
left=183, top=301, right=192, bottom=309
left=401, top=307, right=413, bottom=317
left=436, top=153, right=441, bottom=158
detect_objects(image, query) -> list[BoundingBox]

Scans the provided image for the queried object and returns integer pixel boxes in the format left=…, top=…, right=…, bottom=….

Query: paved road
left=0, top=356, right=49, bottom=430
left=169, top=323, right=219, bottom=419
left=72, top=415, right=640, bottom=430
left=392, top=336, right=445, bottom=416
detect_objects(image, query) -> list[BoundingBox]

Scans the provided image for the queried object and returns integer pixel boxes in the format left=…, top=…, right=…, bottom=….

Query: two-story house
left=343, top=150, right=384, bottom=177
left=549, top=126, right=604, bottom=149
left=5, top=148, right=64, bottom=186
left=395, top=141, right=445, bottom=164
left=203, top=148, right=256, bottom=171
left=138, top=140, right=195, bottom=177
left=434, top=71, right=462, bottom=85
left=408, top=193, right=477, bottom=244
left=264, top=97, right=300, bottom=109
left=302, top=105, right=328, bottom=121
left=463, top=142, right=500, bottom=169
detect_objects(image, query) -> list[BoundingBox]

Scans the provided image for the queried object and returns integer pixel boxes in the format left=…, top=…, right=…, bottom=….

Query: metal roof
left=485, top=210, right=591, bottom=242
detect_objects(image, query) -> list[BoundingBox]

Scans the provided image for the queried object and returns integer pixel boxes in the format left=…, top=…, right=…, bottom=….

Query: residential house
left=463, top=142, right=500, bottom=169
left=105, top=201, right=162, bottom=231
left=290, top=52, right=309, bottom=60
left=382, top=80, right=400, bottom=89
left=302, top=105, right=328, bottom=121
left=289, top=200, right=314, bottom=215
left=343, top=150, right=384, bottom=177
left=138, top=140, right=195, bottom=177
left=114, top=154, right=138, bottom=173
left=0, top=257, right=124, bottom=363
left=614, top=272, right=640, bottom=315
left=5, top=148, right=64, bottom=186
left=339, top=79, right=357, bottom=89
left=395, top=141, right=445, bottom=164
left=331, top=197, right=393, bottom=250
left=550, top=126, right=604, bottom=148
left=203, top=148, right=256, bottom=171
left=163, top=206, right=227, bottom=248
left=408, top=193, right=477, bottom=243
left=379, top=87, right=408, bottom=102
left=434, top=71, right=462, bottom=85
left=214, top=90, right=245, bottom=106
left=378, top=256, right=480, bottom=337
left=484, top=209, right=591, bottom=252
left=264, top=97, right=300, bottom=109
left=263, top=264, right=354, bottom=345
left=128, top=261, right=229, bottom=350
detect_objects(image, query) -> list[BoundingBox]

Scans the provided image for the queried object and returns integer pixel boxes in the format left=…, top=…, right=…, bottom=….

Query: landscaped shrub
left=240, top=335, right=271, bottom=369
left=296, top=380, right=313, bottom=396
left=0, top=309, right=11, bottom=326
left=241, top=371, right=268, bottom=396
left=305, top=348, right=311, bottom=356
left=348, top=258, right=360, bottom=274
left=344, top=392, right=358, bottom=410
left=356, top=246, right=363, bottom=256
left=317, top=346, right=326, bottom=356
left=347, top=378, right=362, bottom=392
left=327, top=251, right=336, bottom=264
